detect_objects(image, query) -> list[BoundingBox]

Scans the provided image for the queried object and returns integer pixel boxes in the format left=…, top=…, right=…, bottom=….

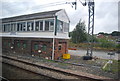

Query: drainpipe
left=52, top=16, right=57, bottom=60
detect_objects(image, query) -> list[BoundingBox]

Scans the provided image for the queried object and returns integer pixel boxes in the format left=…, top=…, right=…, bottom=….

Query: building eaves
left=2, top=9, right=62, bottom=23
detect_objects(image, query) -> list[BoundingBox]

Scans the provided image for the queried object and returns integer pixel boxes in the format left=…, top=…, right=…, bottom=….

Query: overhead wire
left=2, top=0, right=74, bottom=9
left=31, top=2, right=68, bottom=9
left=79, top=0, right=83, bottom=4
left=2, top=0, right=77, bottom=18
left=31, top=1, right=76, bottom=9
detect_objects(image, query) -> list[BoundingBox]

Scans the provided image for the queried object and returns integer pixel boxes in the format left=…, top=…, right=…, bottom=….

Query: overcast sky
left=0, top=0, right=119, bottom=34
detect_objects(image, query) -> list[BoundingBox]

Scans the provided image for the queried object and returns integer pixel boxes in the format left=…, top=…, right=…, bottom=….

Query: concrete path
left=68, top=49, right=119, bottom=60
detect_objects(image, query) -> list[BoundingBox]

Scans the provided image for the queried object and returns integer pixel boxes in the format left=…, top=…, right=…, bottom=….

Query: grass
left=40, top=57, right=70, bottom=66
left=68, top=42, right=118, bottom=51
left=102, top=60, right=120, bottom=73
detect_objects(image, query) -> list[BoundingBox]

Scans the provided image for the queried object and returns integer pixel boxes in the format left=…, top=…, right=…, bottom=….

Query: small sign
left=63, top=54, right=70, bottom=59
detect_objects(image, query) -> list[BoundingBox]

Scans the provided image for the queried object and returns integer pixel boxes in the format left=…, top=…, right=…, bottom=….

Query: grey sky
left=0, top=0, right=119, bottom=34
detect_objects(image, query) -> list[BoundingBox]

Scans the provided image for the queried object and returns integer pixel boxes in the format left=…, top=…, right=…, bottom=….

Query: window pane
left=57, top=20, right=63, bottom=32
left=58, top=45, right=62, bottom=50
left=2, top=24, right=4, bottom=32
left=13, top=24, right=16, bottom=31
left=45, top=21, right=49, bottom=31
left=17, top=23, right=23, bottom=32
left=63, top=22, right=69, bottom=32
left=42, top=44, right=47, bottom=51
left=27, top=22, right=30, bottom=31
left=23, top=43, right=27, bottom=48
left=3, top=25, right=5, bottom=32
left=17, top=43, right=20, bottom=48
left=8, top=42, right=11, bottom=47
left=49, top=20, right=54, bottom=31
left=27, top=22, right=34, bottom=31
left=60, top=21, right=63, bottom=32
left=0, top=24, right=2, bottom=32
left=40, top=21, right=43, bottom=31
left=4, top=24, right=9, bottom=32
left=20, top=24, right=22, bottom=31
left=4, top=42, right=7, bottom=46
left=11, top=24, right=13, bottom=31
left=22, top=22, right=26, bottom=31
left=35, top=21, right=39, bottom=31
left=17, top=23, right=20, bottom=31
left=34, top=44, right=38, bottom=50
left=11, top=23, right=16, bottom=32
left=8, top=24, right=11, bottom=32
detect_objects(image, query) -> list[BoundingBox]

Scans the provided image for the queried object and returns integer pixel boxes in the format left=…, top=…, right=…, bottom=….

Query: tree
left=69, top=32, right=72, bottom=37
left=98, top=32, right=105, bottom=35
left=111, top=31, right=120, bottom=36
left=98, top=32, right=109, bottom=35
left=71, top=19, right=87, bottom=43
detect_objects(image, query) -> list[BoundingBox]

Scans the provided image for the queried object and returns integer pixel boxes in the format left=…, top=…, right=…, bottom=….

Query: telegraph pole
left=78, top=0, right=95, bottom=60
left=86, top=0, right=95, bottom=59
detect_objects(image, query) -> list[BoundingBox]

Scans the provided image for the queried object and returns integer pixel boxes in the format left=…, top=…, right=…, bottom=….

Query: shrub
left=116, top=44, right=120, bottom=49
left=97, top=38, right=116, bottom=48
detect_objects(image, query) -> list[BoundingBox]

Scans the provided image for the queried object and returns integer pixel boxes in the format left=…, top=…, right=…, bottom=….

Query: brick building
left=1, top=9, right=70, bottom=60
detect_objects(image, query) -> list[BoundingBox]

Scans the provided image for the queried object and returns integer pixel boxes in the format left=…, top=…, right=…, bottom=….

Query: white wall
left=1, top=9, right=70, bottom=39
left=1, top=32, right=69, bottom=39
left=56, top=9, right=70, bottom=23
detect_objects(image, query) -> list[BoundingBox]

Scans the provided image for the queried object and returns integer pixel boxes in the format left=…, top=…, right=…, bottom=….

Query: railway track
left=1, top=55, right=106, bottom=81
left=0, top=76, right=9, bottom=81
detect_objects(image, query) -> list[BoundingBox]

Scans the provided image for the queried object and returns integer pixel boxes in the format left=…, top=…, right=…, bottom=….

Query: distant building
left=96, top=34, right=105, bottom=38
left=1, top=9, right=70, bottom=60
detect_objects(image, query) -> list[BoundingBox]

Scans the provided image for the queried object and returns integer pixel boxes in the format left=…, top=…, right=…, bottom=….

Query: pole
left=52, top=16, right=57, bottom=60
left=86, top=0, right=94, bottom=57
left=52, top=37, right=55, bottom=60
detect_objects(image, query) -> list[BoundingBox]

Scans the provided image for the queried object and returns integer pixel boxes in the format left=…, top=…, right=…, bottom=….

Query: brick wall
left=2, top=37, right=68, bottom=60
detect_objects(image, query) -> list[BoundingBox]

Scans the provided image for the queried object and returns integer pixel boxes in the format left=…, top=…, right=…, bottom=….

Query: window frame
left=63, top=22, right=69, bottom=33
left=45, top=20, right=49, bottom=31
left=49, top=19, right=54, bottom=31
left=17, top=21, right=27, bottom=32
left=2, top=18, right=55, bottom=32
left=57, top=20, right=63, bottom=33
left=45, top=19, right=54, bottom=31
left=27, top=21, right=34, bottom=31
left=3, top=23, right=11, bottom=32
left=11, top=23, right=16, bottom=32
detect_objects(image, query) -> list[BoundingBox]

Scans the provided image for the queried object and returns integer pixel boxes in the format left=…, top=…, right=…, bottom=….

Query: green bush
left=97, top=38, right=116, bottom=49
left=116, top=44, right=120, bottom=49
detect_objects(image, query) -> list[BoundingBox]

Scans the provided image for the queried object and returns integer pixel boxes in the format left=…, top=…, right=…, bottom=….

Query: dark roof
left=2, top=9, right=62, bottom=23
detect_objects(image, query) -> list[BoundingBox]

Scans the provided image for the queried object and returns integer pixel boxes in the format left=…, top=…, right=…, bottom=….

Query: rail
left=1, top=55, right=107, bottom=81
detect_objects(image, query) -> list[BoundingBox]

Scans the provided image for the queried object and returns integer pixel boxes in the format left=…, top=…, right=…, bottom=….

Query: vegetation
left=116, top=44, right=120, bottom=49
left=96, top=38, right=116, bottom=49
left=70, top=19, right=87, bottom=43
left=102, top=60, right=120, bottom=73
left=98, top=31, right=120, bottom=36
left=69, top=19, right=120, bottom=51
left=111, top=31, right=120, bottom=36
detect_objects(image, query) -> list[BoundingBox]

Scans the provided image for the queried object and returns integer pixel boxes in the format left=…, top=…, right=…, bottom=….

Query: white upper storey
left=0, top=9, right=70, bottom=39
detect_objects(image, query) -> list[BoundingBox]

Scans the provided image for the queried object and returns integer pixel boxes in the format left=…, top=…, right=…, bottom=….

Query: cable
left=31, top=2, right=67, bottom=9
left=78, top=0, right=87, bottom=6
left=79, top=0, right=83, bottom=4
left=2, top=0, right=76, bottom=10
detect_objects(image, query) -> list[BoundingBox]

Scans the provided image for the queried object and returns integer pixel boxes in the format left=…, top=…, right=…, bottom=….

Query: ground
left=2, top=52, right=119, bottom=79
